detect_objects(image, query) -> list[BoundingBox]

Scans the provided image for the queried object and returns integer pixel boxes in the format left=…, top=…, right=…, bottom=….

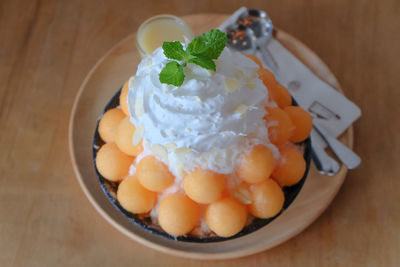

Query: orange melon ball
left=249, top=179, right=285, bottom=219
left=272, top=146, right=306, bottom=187
left=119, top=80, right=130, bottom=116
left=98, top=108, right=126, bottom=143
left=237, top=145, right=275, bottom=184
left=284, top=106, right=313, bottom=143
left=95, top=143, right=133, bottom=181
left=244, top=54, right=263, bottom=68
left=270, top=82, right=292, bottom=109
left=257, top=68, right=291, bottom=108
left=265, top=107, right=295, bottom=146
left=257, top=67, right=276, bottom=84
left=114, top=117, right=143, bottom=156
left=136, top=156, right=174, bottom=192
left=205, top=197, right=247, bottom=237
left=183, top=169, right=225, bottom=204
left=158, top=194, right=200, bottom=236
left=117, top=176, right=156, bottom=214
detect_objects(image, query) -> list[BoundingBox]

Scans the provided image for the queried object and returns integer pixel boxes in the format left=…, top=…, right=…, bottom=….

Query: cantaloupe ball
left=114, top=117, right=143, bottom=156
left=284, top=106, right=313, bottom=143
left=98, top=108, right=126, bottom=143
left=272, top=82, right=292, bottom=109
left=244, top=54, right=263, bottom=68
left=265, top=107, right=295, bottom=146
left=119, top=80, right=130, bottom=116
left=205, top=197, right=247, bottom=237
left=258, top=68, right=292, bottom=108
left=158, top=194, right=200, bottom=236
left=136, top=156, right=174, bottom=192
left=257, top=67, right=275, bottom=84
left=117, top=176, right=156, bottom=214
left=237, top=145, right=275, bottom=184
left=95, top=143, right=133, bottom=181
left=183, top=169, right=225, bottom=204
left=249, top=179, right=285, bottom=219
left=272, top=146, right=306, bottom=186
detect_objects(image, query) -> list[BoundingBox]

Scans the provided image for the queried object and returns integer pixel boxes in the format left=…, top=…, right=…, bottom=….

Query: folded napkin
left=219, top=7, right=361, bottom=147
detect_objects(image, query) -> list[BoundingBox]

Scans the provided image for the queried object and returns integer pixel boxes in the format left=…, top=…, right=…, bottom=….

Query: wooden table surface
left=1, top=0, right=399, bottom=266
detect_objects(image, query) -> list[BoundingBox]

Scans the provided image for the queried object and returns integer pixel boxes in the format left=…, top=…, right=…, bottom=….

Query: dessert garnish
left=159, top=29, right=227, bottom=86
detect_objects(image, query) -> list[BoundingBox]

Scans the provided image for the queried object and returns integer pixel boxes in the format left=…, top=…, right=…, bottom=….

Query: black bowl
left=93, top=88, right=312, bottom=243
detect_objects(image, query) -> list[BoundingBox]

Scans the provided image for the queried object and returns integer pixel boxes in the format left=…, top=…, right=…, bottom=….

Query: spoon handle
left=258, top=45, right=279, bottom=74
left=311, top=130, right=340, bottom=176
left=313, top=123, right=361, bottom=170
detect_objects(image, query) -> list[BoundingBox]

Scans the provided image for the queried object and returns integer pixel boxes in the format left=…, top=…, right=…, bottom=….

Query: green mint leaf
left=187, top=29, right=227, bottom=59
left=188, top=55, right=216, bottom=71
left=159, top=29, right=227, bottom=86
left=162, top=41, right=187, bottom=61
left=159, top=61, right=185, bottom=86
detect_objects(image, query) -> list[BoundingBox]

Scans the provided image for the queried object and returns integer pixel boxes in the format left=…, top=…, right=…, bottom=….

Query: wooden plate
left=69, top=13, right=353, bottom=259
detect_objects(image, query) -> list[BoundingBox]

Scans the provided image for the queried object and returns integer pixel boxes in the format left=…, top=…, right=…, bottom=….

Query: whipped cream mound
left=128, top=46, right=276, bottom=176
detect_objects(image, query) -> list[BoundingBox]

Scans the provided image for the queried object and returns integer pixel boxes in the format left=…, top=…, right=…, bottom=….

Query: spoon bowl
left=226, top=24, right=256, bottom=53
left=237, top=9, right=274, bottom=44
left=227, top=8, right=278, bottom=73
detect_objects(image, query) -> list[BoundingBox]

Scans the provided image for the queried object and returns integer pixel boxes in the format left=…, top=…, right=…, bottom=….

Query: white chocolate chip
left=132, top=125, right=144, bottom=146
left=195, top=96, right=202, bottom=103
left=234, top=69, right=244, bottom=79
left=144, top=59, right=152, bottom=74
left=128, top=76, right=136, bottom=88
left=225, top=77, right=242, bottom=92
left=247, top=81, right=257, bottom=89
left=165, top=143, right=177, bottom=150
left=145, top=58, right=152, bottom=67
left=169, top=129, right=176, bottom=136
left=135, top=98, right=144, bottom=117
left=232, top=185, right=252, bottom=204
left=151, top=144, right=168, bottom=160
left=175, top=147, right=192, bottom=155
left=215, top=60, right=221, bottom=70
left=142, top=138, right=149, bottom=148
left=176, top=161, right=185, bottom=177
left=232, top=104, right=248, bottom=115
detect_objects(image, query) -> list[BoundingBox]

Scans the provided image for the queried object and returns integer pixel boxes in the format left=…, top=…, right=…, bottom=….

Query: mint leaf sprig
left=159, top=29, right=227, bottom=87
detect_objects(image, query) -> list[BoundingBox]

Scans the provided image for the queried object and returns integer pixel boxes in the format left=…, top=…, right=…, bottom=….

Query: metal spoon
left=236, top=9, right=279, bottom=73
left=226, top=24, right=257, bottom=54
left=313, top=123, right=361, bottom=170
left=311, top=130, right=340, bottom=175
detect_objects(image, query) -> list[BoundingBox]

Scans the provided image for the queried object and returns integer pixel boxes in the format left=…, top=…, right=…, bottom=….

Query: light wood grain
left=1, top=0, right=399, bottom=266
left=69, top=14, right=351, bottom=259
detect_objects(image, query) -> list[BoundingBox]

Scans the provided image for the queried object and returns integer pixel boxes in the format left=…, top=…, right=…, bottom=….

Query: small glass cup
left=136, top=14, right=194, bottom=58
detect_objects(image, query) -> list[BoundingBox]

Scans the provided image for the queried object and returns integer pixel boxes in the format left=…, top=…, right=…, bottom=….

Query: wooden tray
left=69, top=13, right=352, bottom=260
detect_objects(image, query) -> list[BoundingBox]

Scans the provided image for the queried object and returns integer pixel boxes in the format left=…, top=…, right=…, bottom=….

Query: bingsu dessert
left=95, top=29, right=312, bottom=238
